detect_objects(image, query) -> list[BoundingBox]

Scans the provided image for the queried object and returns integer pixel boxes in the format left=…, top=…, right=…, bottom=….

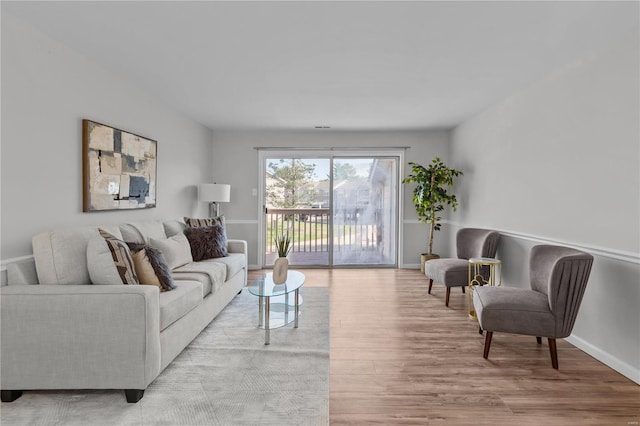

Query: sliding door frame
left=257, top=148, right=405, bottom=269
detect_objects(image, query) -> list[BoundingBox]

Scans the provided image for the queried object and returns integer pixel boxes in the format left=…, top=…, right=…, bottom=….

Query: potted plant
left=273, top=232, right=292, bottom=284
left=403, top=157, right=463, bottom=271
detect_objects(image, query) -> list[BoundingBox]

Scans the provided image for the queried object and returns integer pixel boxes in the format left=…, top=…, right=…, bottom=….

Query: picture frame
left=82, top=119, right=157, bottom=212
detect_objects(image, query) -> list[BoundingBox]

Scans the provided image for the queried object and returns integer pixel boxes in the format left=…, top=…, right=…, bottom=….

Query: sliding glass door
left=264, top=158, right=331, bottom=266
left=332, top=157, right=397, bottom=266
left=262, top=153, right=399, bottom=268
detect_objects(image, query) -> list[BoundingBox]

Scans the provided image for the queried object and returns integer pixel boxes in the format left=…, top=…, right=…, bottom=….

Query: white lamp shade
left=199, top=184, right=231, bottom=203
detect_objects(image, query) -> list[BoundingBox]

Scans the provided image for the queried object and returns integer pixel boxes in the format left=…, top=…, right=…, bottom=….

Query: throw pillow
left=149, top=233, right=193, bottom=270
left=87, top=229, right=139, bottom=285
left=184, top=224, right=229, bottom=261
left=128, top=243, right=177, bottom=292
left=131, top=250, right=161, bottom=288
left=184, top=216, right=225, bottom=230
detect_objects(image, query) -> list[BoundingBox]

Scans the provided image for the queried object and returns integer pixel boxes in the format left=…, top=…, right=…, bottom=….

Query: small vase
left=273, top=257, right=289, bottom=284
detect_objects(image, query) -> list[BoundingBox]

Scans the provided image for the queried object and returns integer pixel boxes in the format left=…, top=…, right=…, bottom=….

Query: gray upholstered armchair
left=473, top=245, right=593, bottom=369
left=425, top=228, right=500, bottom=306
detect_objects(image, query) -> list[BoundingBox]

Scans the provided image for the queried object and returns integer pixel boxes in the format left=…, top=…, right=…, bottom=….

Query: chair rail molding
left=225, top=219, right=259, bottom=225
left=446, top=221, right=639, bottom=264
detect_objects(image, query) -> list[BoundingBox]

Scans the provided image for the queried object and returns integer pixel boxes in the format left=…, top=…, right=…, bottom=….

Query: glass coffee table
left=247, top=270, right=305, bottom=345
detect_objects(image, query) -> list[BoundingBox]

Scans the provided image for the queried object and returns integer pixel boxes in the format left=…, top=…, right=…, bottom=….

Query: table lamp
left=198, top=183, right=231, bottom=217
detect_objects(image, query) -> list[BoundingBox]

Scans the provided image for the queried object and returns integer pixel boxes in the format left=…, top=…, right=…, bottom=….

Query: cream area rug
left=0, top=287, right=330, bottom=425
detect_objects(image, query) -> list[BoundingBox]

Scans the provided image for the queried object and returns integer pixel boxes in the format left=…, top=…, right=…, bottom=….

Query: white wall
left=210, top=130, right=452, bottom=268
left=450, top=35, right=640, bottom=383
left=1, top=12, right=212, bottom=261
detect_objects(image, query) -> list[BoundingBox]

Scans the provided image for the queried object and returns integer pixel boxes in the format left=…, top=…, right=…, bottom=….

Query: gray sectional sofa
left=0, top=220, right=247, bottom=403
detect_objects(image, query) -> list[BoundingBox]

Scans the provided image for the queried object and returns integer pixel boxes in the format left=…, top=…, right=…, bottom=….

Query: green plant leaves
left=402, top=157, right=463, bottom=254
left=273, top=232, right=293, bottom=257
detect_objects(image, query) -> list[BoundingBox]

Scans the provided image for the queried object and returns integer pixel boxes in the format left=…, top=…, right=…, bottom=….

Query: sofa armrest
left=6, top=258, right=38, bottom=285
left=0, top=285, right=161, bottom=391
left=227, top=239, right=248, bottom=285
left=227, top=239, right=247, bottom=255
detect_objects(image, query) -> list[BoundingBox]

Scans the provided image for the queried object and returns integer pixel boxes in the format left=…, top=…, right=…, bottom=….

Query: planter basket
left=420, top=253, right=440, bottom=273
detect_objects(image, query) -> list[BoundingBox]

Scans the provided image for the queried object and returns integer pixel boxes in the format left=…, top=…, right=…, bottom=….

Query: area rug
left=0, top=287, right=329, bottom=426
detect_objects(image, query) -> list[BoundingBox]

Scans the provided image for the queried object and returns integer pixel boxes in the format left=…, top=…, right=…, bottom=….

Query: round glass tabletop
left=247, top=270, right=305, bottom=297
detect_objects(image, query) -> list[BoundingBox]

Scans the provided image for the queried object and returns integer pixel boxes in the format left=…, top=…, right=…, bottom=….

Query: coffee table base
left=258, top=288, right=300, bottom=345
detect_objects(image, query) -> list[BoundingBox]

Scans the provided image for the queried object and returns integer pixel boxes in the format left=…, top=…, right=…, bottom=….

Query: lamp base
left=209, top=202, right=221, bottom=218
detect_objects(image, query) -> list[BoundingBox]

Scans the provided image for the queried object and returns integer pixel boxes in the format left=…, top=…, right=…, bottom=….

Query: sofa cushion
left=120, top=221, right=167, bottom=244
left=86, top=230, right=139, bottom=285
left=425, top=258, right=469, bottom=287
left=159, top=280, right=203, bottom=331
left=171, top=272, right=212, bottom=297
left=207, top=254, right=245, bottom=283
left=150, top=234, right=193, bottom=270
left=172, top=261, right=227, bottom=295
left=473, top=286, right=556, bottom=337
left=32, top=225, right=122, bottom=285
left=163, top=220, right=187, bottom=237
left=184, top=224, right=228, bottom=261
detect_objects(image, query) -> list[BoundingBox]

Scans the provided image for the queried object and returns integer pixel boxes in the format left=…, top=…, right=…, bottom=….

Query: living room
left=1, top=1, right=638, bottom=424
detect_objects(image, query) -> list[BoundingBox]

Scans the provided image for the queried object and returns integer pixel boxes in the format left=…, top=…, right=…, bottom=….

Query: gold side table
left=468, top=257, right=502, bottom=318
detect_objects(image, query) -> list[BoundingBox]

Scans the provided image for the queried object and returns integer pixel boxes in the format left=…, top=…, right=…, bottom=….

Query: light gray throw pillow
left=87, top=236, right=126, bottom=285
left=150, top=233, right=193, bottom=270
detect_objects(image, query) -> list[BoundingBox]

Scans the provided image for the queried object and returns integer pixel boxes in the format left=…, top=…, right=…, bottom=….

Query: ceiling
left=3, top=1, right=638, bottom=131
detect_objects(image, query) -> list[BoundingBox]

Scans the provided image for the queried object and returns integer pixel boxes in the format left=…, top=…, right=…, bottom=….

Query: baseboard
left=565, top=335, right=639, bottom=384
left=401, top=263, right=421, bottom=270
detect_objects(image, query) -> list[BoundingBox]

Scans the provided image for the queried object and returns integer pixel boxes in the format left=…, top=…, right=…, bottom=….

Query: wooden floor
left=248, top=268, right=640, bottom=425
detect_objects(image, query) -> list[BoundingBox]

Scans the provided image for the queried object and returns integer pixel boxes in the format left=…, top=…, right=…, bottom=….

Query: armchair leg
left=124, top=389, right=145, bottom=403
left=462, top=286, right=465, bottom=294
left=482, top=331, right=493, bottom=359
left=536, top=336, right=542, bottom=344
left=1, top=390, right=23, bottom=402
left=428, top=279, right=433, bottom=294
left=445, top=287, right=451, bottom=307
left=478, top=326, right=483, bottom=335
left=548, top=338, right=559, bottom=369
left=483, top=331, right=493, bottom=359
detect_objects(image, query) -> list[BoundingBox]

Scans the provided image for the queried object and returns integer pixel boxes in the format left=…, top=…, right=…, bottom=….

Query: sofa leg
left=461, top=286, right=465, bottom=294
left=536, top=336, right=542, bottom=344
left=428, top=279, right=433, bottom=294
left=478, top=326, right=483, bottom=335
left=445, top=287, right=451, bottom=307
left=124, top=389, right=144, bottom=403
left=1, top=390, right=23, bottom=402
left=237, top=289, right=243, bottom=295
left=548, top=338, right=559, bottom=369
left=483, top=331, right=493, bottom=359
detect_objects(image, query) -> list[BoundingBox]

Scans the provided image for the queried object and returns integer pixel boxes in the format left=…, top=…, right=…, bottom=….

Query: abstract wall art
left=83, top=119, right=157, bottom=212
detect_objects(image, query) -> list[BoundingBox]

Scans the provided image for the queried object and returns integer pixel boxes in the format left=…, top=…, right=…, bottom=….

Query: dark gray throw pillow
left=127, top=242, right=177, bottom=291
left=184, top=224, right=228, bottom=261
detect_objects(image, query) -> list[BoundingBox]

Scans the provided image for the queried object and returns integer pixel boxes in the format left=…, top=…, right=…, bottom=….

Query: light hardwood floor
left=248, top=268, right=640, bottom=425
